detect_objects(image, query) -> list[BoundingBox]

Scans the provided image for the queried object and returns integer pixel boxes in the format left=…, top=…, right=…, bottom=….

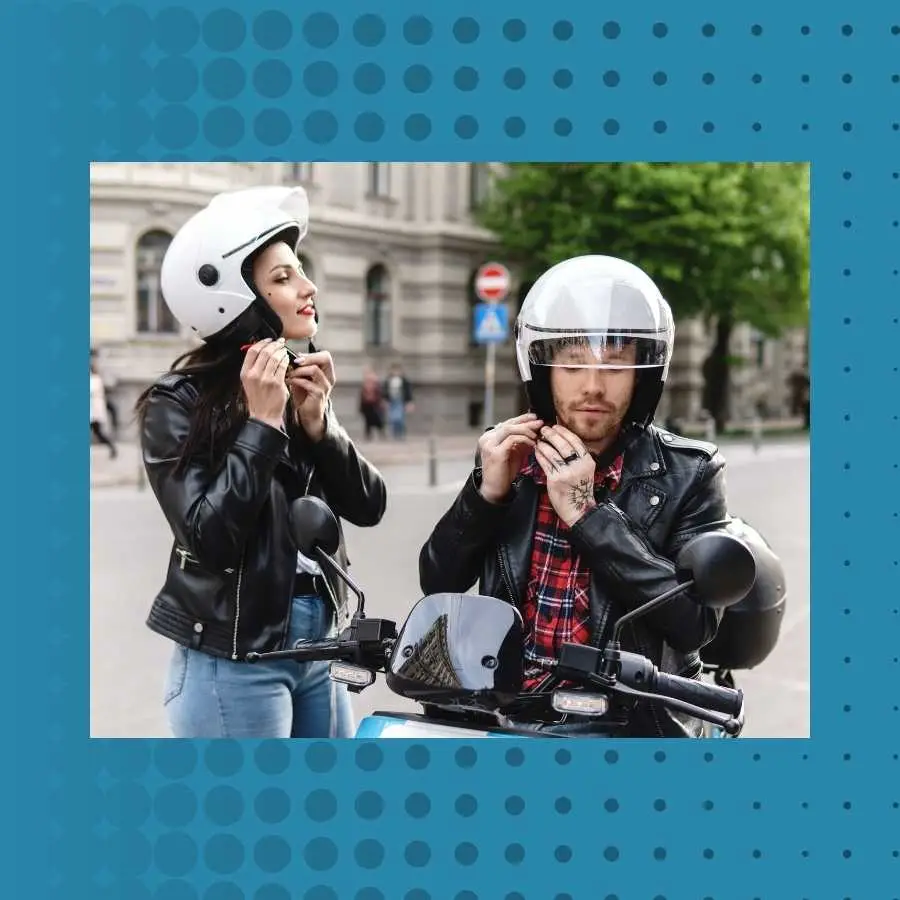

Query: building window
left=751, top=331, right=766, bottom=368
left=136, top=230, right=177, bottom=334
left=469, top=163, right=491, bottom=210
left=290, top=163, right=314, bottom=183
left=364, top=264, right=391, bottom=347
left=369, top=163, right=391, bottom=197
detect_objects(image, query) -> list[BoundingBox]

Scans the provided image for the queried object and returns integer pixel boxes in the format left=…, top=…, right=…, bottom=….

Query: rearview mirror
left=675, top=531, right=757, bottom=609
left=289, top=496, right=340, bottom=558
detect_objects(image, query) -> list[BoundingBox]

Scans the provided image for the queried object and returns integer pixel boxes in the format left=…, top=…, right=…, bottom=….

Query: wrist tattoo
left=568, top=478, right=594, bottom=511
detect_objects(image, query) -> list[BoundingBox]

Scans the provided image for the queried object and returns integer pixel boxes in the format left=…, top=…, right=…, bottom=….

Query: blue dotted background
left=6, top=0, right=898, bottom=897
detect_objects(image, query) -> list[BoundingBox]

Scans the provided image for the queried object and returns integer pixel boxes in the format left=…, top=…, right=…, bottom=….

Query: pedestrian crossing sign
left=473, top=303, right=509, bottom=344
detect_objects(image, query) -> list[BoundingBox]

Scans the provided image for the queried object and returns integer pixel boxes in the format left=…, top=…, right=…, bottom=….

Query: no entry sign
left=475, top=262, right=511, bottom=303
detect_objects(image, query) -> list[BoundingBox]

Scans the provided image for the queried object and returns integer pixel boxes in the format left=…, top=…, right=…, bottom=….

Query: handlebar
left=246, top=626, right=745, bottom=736
left=244, top=616, right=397, bottom=670
left=649, top=670, right=743, bottom=719
left=556, top=644, right=745, bottom=735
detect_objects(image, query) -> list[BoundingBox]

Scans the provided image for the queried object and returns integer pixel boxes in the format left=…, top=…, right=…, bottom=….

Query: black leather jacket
left=141, top=372, right=387, bottom=661
left=419, top=425, right=730, bottom=737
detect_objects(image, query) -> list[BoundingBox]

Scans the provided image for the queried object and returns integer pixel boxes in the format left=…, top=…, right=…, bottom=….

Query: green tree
left=475, top=163, right=809, bottom=432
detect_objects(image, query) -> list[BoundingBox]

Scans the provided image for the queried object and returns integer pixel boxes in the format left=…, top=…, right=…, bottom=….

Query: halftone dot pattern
left=202, top=59, right=246, bottom=101
left=253, top=61, right=292, bottom=99
left=353, top=13, right=386, bottom=47
left=7, top=2, right=893, bottom=898
left=305, top=788, right=337, bottom=822
left=405, top=792, right=431, bottom=817
left=354, top=63, right=385, bottom=95
left=254, top=787, right=290, bottom=824
left=304, top=62, right=339, bottom=98
left=203, top=785, right=244, bottom=826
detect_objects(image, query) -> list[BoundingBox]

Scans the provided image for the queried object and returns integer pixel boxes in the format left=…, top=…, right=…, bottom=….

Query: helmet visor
left=525, top=330, right=670, bottom=369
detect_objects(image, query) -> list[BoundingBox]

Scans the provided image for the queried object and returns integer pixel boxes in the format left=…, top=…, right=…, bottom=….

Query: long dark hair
left=134, top=342, right=248, bottom=477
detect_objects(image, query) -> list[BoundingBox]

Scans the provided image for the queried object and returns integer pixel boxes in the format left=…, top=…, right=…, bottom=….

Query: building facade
left=90, top=162, right=807, bottom=440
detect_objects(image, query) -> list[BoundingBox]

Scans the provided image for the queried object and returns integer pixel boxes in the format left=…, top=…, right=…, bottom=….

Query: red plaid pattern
left=518, top=450, right=624, bottom=691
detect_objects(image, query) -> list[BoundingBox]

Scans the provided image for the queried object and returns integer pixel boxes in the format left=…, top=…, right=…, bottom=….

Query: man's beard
left=560, top=406, right=625, bottom=449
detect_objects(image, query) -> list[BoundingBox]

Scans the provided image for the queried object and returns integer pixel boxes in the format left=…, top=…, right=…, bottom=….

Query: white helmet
left=514, top=255, right=675, bottom=429
left=160, top=186, right=310, bottom=341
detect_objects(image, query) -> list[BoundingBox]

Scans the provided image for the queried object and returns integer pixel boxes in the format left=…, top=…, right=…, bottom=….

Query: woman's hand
left=285, top=351, right=336, bottom=441
left=241, top=338, right=290, bottom=430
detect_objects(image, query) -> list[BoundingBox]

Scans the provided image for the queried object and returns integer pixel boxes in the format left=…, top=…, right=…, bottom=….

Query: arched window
left=136, top=230, right=177, bottom=333
left=364, top=264, right=391, bottom=347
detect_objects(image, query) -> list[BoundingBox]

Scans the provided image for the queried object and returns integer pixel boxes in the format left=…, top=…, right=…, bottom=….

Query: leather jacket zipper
left=175, top=547, right=198, bottom=570
left=232, top=551, right=245, bottom=660
left=496, top=546, right=516, bottom=605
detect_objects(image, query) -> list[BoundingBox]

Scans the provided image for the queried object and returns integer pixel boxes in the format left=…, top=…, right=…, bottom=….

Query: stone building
left=90, top=162, right=807, bottom=440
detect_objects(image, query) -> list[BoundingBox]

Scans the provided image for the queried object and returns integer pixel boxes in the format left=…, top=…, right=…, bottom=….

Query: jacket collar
left=619, top=427, right=667, bottom=482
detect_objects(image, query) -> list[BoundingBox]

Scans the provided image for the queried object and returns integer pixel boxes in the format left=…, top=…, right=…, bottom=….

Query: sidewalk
left=91, top=433, right=482, bottom=489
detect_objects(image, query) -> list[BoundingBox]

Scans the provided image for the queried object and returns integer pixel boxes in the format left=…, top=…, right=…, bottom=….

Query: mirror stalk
left=611, top=579, right=694, bottom=644
left=314, top=547, right=367, bottom=619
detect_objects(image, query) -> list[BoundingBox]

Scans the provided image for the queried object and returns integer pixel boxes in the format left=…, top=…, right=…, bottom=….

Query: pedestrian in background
left=384, top=362, right=414, bottom=439
left=134, top=186, right=386, bottom=740
left=359, top=367, right=385, bottom=440
left=90, top=357, right=117, bottom=458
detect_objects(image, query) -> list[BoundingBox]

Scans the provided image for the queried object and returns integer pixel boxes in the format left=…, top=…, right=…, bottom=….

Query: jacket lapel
left=496, top=477, right=539, bottom=603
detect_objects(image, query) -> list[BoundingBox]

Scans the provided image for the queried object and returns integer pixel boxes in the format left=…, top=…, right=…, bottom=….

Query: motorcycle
left=247, top=497, right=760, bottom=740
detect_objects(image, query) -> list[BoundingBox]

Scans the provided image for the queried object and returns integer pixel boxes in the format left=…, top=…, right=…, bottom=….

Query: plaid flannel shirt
left=518, top=450, right=625, bottom=691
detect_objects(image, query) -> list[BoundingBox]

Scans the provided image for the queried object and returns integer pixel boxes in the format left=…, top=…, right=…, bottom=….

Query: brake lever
left=245, top=640, right=357, bottom=664
left=598, top=678, right=744, bottom=737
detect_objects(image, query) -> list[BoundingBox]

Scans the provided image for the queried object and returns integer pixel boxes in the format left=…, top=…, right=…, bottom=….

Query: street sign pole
left=484, top=341, right=496, bottom=430
left=473, top=261, right=512, bottom=431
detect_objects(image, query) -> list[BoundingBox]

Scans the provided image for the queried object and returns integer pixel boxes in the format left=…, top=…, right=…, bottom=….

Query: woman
left=358, top=367, right=385, bottom=440
left=135, top=186, right=387, bottom=739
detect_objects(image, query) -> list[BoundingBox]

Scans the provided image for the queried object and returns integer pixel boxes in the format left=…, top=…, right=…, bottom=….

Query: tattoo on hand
left=568, top=479, right=594, bottom=511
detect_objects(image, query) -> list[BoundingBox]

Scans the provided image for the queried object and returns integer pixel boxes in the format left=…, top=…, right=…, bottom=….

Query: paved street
left=91, top=437, right=809, bottom=740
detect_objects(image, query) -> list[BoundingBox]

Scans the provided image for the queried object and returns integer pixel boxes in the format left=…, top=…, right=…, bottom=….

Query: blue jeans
left=163, top=595, right=355, bottom=739
left=388, top=399, right=406, bottom=439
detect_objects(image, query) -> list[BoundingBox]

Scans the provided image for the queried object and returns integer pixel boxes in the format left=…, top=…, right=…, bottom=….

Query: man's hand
left=534, top=424, right=597, bottom=527
left=477, top=413, right=544, bottom=503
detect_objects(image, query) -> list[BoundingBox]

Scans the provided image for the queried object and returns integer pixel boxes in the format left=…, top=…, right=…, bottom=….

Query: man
left=383, top=362, right=414, bottom=440
left=419, top=255, right=732, bottom=738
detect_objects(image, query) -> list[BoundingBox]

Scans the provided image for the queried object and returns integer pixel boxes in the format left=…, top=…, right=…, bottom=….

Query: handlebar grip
left=651, top=671, right=743, bottom=718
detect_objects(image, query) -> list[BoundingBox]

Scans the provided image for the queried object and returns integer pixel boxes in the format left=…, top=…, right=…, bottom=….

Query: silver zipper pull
left=176, top=548, right=189, bottom=570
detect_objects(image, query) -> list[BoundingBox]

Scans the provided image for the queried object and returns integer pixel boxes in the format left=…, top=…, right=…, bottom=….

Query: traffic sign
left=473, top=302, right=509, bottom=344
left=475, top=262, right=511, bottom=303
